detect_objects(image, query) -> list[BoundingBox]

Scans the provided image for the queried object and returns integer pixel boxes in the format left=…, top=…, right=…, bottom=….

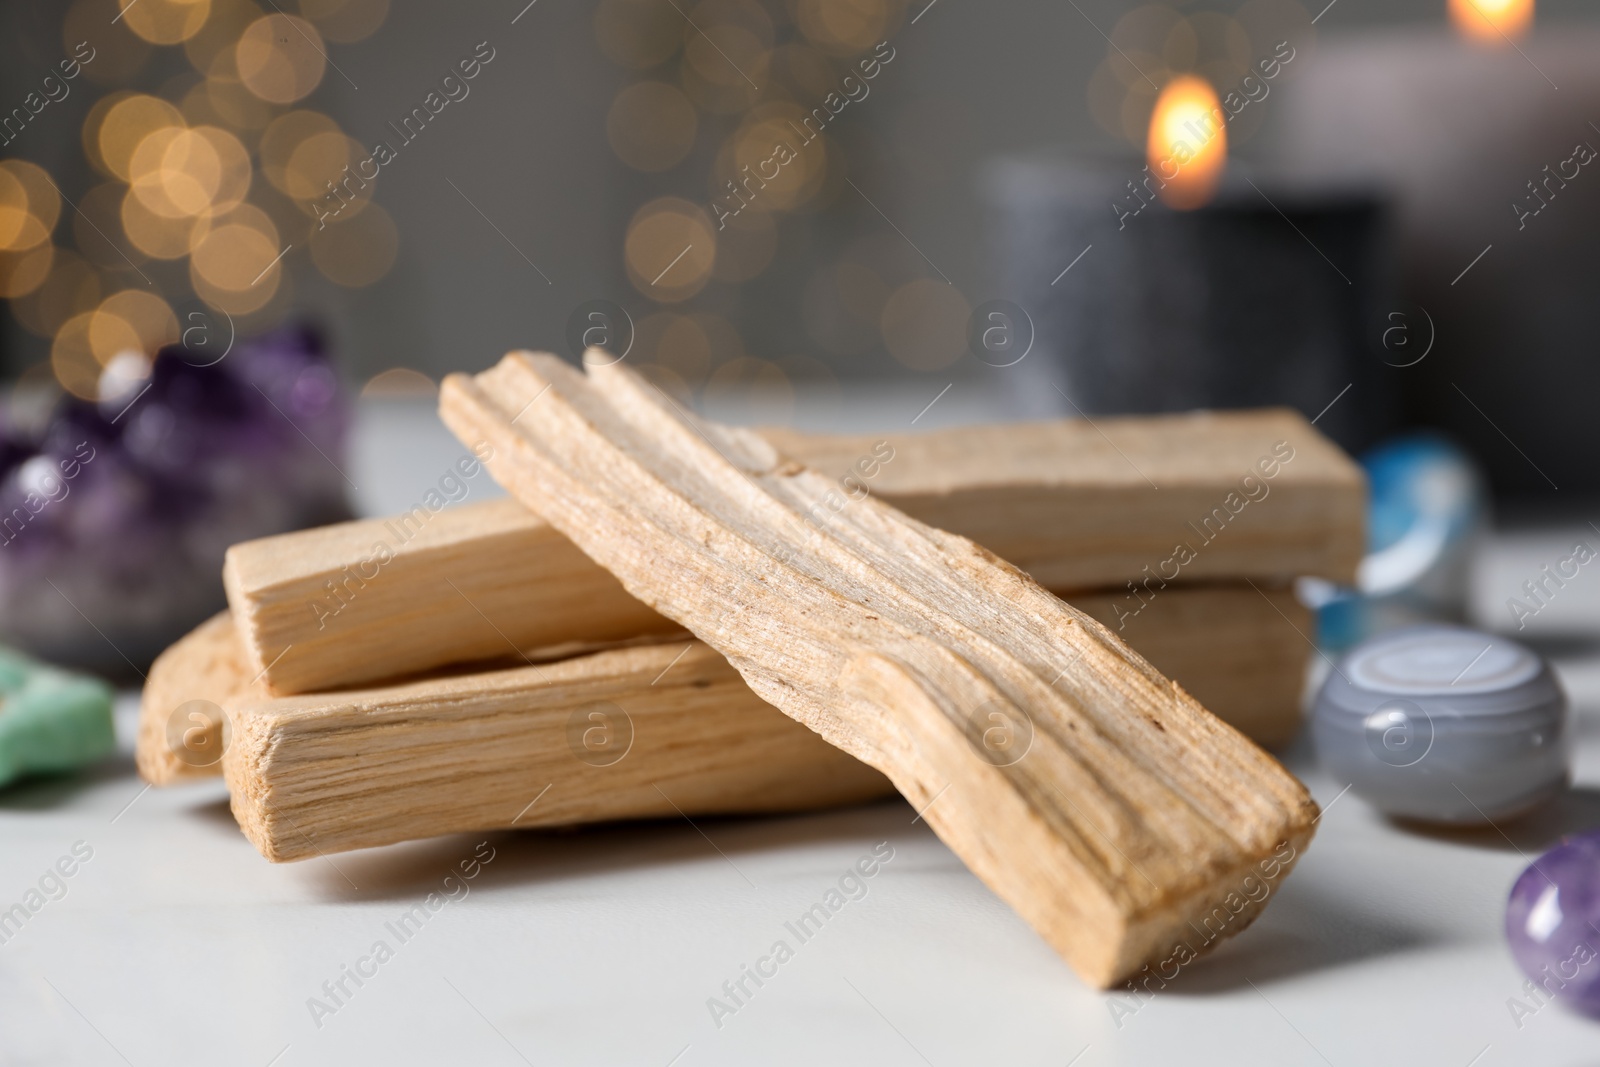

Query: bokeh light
left=236, top=14, right=328, bottom=104
left=607, top=82, right=699, bottom=172
left=51, top=311, right=102, bottom=399
left=121, top=186, right=209, bottom=259
left=309, top=203, right=398, bottom=287
left=189, top=203, right=283, bottom=313
left=260, top=110, right=343, bottom=195
left=120, top=0, right=213, bottom=45
left=0, top=244, right=56, bottom=300
left=98, top=95, right=186, bottom=182
left=361, top=367, right=437, bottom=397
left=88, top=290, right=180, bottom=364
left=0, top=162, right=62, bottom=254
left=298, top=0, right=391, bottom=44
left=625, top=198, right=717, bottom=302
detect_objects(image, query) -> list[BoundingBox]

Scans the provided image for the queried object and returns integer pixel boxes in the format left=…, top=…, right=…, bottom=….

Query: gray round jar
left=1312, top=625, right=1569, bottom=825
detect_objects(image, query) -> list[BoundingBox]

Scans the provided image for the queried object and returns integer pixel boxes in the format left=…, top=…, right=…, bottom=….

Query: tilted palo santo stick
left=227, top=410, right=1361, bottom=695
left=1067, top=583, right=1311, bottom=750
left=439, top=352, right=1320, bottom=988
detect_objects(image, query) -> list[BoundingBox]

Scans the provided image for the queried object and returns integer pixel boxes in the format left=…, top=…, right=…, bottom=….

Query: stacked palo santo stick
left=137, top=352, right=1364, bottom=987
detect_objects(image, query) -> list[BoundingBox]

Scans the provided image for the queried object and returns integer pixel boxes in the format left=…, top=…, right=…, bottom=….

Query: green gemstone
left=0, top=647, right=116, bottom=788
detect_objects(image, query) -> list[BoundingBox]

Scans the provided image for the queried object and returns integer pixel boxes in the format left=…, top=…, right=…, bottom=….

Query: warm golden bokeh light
left=0, top=162, right=62, bottom=254
left=98, top=95, right=186, bottom=182
left=1449, top=0, right=1534, bottom=42
left=130, top=127, right=221, bottom=218
left=90, top=290, right=180, bottom=363
left=1147, top=75, right=1227, bottom=210
left=189, top=203, right=282, bottom=313
left=683, top=1, right=773, bottom=88
left=200, top=47, right=279, bottom=129
left=237, top=14, right=328, bottom=104
left=51, top=312, right=103, bottom=399
left=625, top=198, right=717, bottom=302
left=0, top=243, right=56, bottom=300
left=360, top=367, right=437, bottom=397
left=309, top=203, right=397, bottom=287
left=285, top=131, right=367, bottom=209
left=119, top=0, right=212, bottom=46
left=637, top=312, right=713, bottom=387
left=182, top=0, right=263, bottom=72
left=716, top=105, right=829, bottom=212
left=607, top=82, right=699, bottom=172
left=880, top=278, right=969, bottom=371
left=299, top=0, right=391, bottom=44
left=121, top=187, right=208, bottom=259
left=260, top=110, right=343, bottom=194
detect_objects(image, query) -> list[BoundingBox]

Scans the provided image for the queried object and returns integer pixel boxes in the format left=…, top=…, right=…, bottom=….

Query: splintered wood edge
left=439, top=352, right=1319, bottom=987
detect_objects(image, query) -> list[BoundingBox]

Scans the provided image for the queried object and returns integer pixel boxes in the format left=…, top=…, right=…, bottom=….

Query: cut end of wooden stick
left=136, top=611, right=248, bottom=786
left=440, top=352, right=1321, bottom=988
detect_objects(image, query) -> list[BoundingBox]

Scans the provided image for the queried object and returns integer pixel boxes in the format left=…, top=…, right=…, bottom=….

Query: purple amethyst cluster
left=0, top=324, right=352, bottom=675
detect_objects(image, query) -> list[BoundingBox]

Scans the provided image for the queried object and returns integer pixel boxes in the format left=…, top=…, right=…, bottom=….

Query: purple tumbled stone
left=1506, top=829, right=1600, bottom=1018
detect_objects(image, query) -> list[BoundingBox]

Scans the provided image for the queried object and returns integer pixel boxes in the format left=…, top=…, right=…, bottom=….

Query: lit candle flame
left=1146, top=76, right=1227, bottom=211
left=1448, top=0, right=1533, bottom=43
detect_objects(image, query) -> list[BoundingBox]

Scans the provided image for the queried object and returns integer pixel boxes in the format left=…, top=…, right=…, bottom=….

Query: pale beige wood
left=136, top=611, right=250, bottom=786
left=764, top=408, right=1365, bottom=591
left=224, top=497, right=676, bottom=694
left=137, top=585, right=1312, bottom=812
left=221, top=638, right=893, bottom=861
left=229, top=411, right=1360, bottom=695
left=1069, top=584, right=1312, bottom=750
left=439, top=352, right=1320, bottom=989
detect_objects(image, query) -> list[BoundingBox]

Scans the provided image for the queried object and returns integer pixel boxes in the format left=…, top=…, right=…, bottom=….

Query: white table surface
left=4, top=395, right=1599, bottom=1066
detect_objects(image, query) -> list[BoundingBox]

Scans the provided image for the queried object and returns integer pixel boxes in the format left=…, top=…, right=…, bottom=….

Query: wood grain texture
left=764, top=409, right=1364, bottom=591
left=439, top=352, right=1320, bottom=988
left=228, top=411, right=1359, bottom=695
left=1069, top=583, right=1312, bottom=750
left=224, top=497, right=675, bottom=694
left=136, top=611, right=250, bottom=785
left=221, top=638, right=893, bottom=861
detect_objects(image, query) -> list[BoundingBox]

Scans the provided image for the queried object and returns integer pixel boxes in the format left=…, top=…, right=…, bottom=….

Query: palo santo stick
left=762, top=412, right=1364, bottom=591
left=220, top=638, right=893, bottom=861
left=229, top=411, right=1360, bottom=694
left=136, top=612, right=250, bottom=786
left=1070, top=583, right=1312, bottom=750
left=225, top=497, right=676, bottom=694
left=138, top=582, right=1312, bottom=793
left=439, top=352, right=1320, bottom=988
